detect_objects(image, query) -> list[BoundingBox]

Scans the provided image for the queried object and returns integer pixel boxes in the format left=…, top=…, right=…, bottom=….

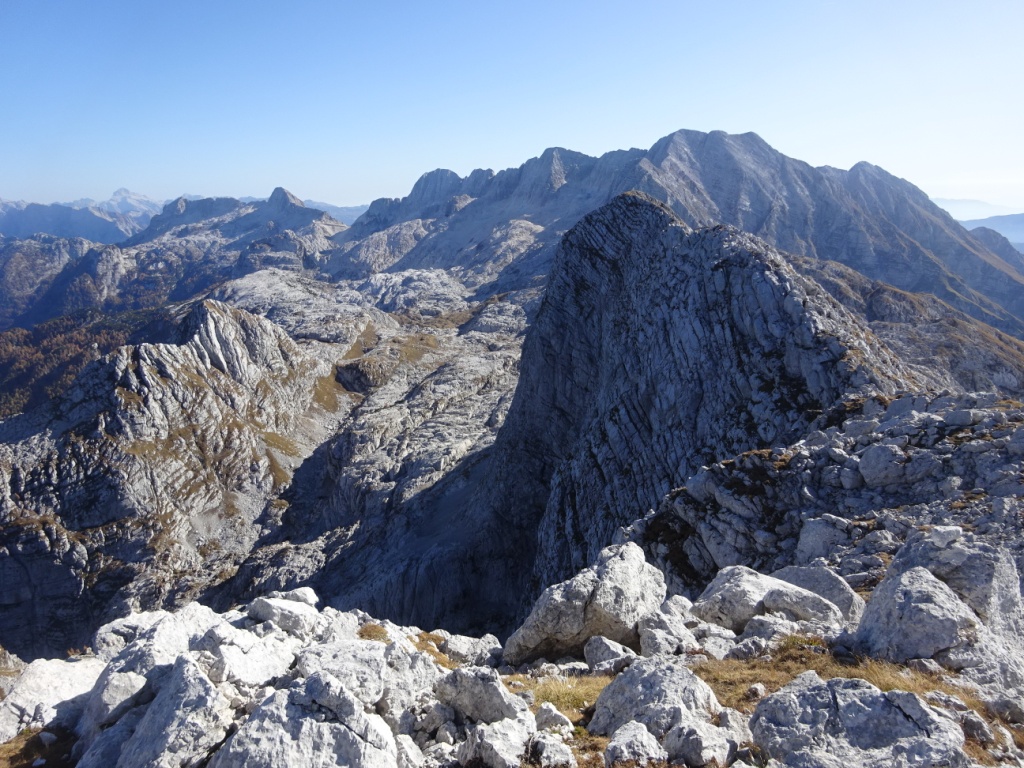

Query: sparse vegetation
left=357, top=623, right=391, bottom=643
left=0, top=727, right=77, bottom=768
left=692, top=634, right=988, bottom=717
left=0, top=309, right=161, bottom=418
left=411, top=632, right=459, bottom=670
left=502, top=673, right=612, bottom=725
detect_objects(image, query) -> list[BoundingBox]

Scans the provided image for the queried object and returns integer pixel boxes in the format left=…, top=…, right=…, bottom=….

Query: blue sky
left=1, top=0, right=1021, bottom=209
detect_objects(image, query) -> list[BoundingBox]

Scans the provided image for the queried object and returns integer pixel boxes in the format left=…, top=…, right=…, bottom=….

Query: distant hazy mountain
left=238, top=197, right=369, bottom=224
left=303, top=200, right=369, bottom=224
left=933, top=197, right=1022, bottom=220
left=962, top=212, right=1024, bottom=247
left=0, top=188, right=345, bottom=331
left=64, top=188, right=165, bottom=217
left=0, top=199, right=140, bottom=243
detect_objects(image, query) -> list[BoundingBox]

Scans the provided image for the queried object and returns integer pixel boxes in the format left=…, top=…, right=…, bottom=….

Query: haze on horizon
left=1, top=0, right=1021, bottom=210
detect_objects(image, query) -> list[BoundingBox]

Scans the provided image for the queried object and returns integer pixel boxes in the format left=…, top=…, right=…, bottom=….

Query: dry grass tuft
left=411, top=632, right=459, bottom=670
left=356, top=623, right=391, bottom=644
left=503, top=673, right=613, bottom=725
left=568, top=727, right=612, bottom=768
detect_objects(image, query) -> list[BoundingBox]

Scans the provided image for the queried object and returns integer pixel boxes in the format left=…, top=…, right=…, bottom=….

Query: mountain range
left=961, top=212, right=1024, bottom=251
left=2, top=128, right=1024, bottom=766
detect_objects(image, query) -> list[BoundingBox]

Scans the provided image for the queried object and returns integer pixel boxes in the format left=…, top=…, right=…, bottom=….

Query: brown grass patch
left=411, top=632, right=458, bottom=670
left=356, top=623, right=391, bottom=643
left=567, top=727, right=611, bottom=768
left=312, top=371, right=348, bottom=411
left=692, top=635, right=988, bottom=717
left=962, top=738, right=998, bottom=766
left=502, top=674, right=612, bottom=725
left=344, top=324, right=379, bottom=360
left=0, top=727, right=77, bottom=768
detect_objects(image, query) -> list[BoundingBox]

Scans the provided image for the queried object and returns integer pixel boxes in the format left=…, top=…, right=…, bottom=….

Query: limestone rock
left=504, top=543, right=666, bottom=665
left=771, top=565, right=865, bottom=624
left=109, top=655, right=233, bottom=768
left=604, top=721, right=667, bottom=767
left=456, top=712, right=536, bottom=768
left=691, top=565, right=842, bottom=634
left=0, top=656, right=105, bottom=742
left=583, top=636, right=636, bottom=674
left=853, top=567, right=978, bottom=664
left=531, top=730, right=577, bottom=768
left=434, top=667, right=527, bottom=724
left=588, top=656, right=720, bottom=739
left=210, top=673, right=397, bottom=768
left=750, top=672, right=971, bottom=767
left=535, top=702, right=573, bottom=733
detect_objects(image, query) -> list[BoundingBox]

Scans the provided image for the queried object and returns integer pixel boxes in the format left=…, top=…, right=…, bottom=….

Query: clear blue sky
left=1, top=0, right=1021, bottom=209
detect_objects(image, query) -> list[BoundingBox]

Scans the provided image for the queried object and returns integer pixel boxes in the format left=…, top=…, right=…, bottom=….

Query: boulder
left=440, top=633, right=502, bottom=667
left=638, top=610, right=699, bottom=657
left=0, top=655, right=105, bottom=742
left=771, top=565, right=866, bottom=624
left=210, top=672, right=397, bottom=768
left=247, top=596, right=324, bottom=640
left=434, top=667, right=527, bottom=724
left=588, top=657, right=720, bottom=739
left=109, top=655, right=233, bottom=768
left=858, top=443, right=906, bottom=487
left=531, top=730, right=577, bottom=767
left=535, top=702, right=573, bottom=733
left=456, top=712, right=536, bottom=768
left=584, top=636, right=636, bottom=674
left=604, top=721, right=667, bottom=767
left=295, top=639, right=387, bottom=707
left=200, top=622, right=298, bottom=687
left=504, top=544, right=666, bottom=665
left=852, top=567, right=977, bottom=663
left=692, top=565, right=843, bottom=634
left=750, top=672, right=971, bottom=767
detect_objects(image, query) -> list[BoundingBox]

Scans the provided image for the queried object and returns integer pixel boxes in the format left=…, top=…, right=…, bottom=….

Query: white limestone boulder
left=440, top=632, right=502, bottom=666
left=209, top=672, right=397, bottom=768
left=295, top=639, right=388, bottom=707
left=434, top=666, right=528, bottom=724
left=0, top=655, right=105, bottom=742
left=771, top=565, right=865, bottom=624
left=852, top=566, right=977, bottom=663
left=456, top=711, right=536, bottom=768
left=587, top=656, right=720, bottom=739
left=692, top=565, right=843, bottom=634
left=584, top=636, right=636, bottom=674
left=504, top=543, right=666, bottom=665
left=107, top=655, right=233, bottom=768
left=247, top=596, right=325, bottom=641
left=750, top=672, right=971, bottom=767
left=638, top=609, right=700, bottom=657
left=604, top=721, right=667, bottom=767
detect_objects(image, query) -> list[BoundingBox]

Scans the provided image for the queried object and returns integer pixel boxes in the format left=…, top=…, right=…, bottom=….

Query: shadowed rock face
left=481, top=194, right=921, bottom=606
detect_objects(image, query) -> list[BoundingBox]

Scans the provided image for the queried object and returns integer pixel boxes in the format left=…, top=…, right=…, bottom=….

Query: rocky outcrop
left=636, top=390, right=1024, bottom=594
left=0, top=300, right=348, bottom=657
left=503, top=543, right=665, bottom=664
left=488, top=193, right=919, bottom=604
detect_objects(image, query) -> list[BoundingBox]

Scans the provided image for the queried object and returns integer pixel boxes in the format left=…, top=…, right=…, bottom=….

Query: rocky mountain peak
left=267, top=186, right=305, bottom=211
